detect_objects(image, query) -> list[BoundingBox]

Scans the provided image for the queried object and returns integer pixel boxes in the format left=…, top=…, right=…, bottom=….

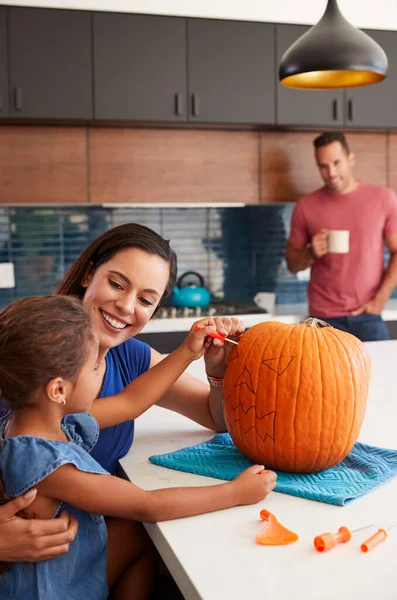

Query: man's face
left=315, top=141, right=355, bottom=194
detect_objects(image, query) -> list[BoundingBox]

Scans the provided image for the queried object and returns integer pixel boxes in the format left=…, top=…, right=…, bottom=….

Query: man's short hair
left=313, top=132, right=350, bottom=155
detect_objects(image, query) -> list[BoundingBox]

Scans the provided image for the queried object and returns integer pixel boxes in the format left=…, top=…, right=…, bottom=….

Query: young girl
left=0, top=295, right=276, bottom=600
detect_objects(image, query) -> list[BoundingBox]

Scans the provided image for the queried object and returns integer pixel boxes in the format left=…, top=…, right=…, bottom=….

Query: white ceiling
left=1, top=0, right=397, bottom=31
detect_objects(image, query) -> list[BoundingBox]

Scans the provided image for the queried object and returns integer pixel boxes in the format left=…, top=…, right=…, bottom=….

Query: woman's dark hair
left=55, top=223, right=178, bottom=306
left=0, top=295, right=96, bottom=410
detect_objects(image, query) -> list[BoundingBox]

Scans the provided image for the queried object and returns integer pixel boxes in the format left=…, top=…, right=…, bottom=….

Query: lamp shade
left=279, top=0, right=388, bottom=89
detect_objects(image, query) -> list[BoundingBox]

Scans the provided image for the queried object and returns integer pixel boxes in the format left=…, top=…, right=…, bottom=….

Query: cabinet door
left=93, top=13, right=187, bottom=122
left=276, top=25, right=344, bottom=127
left=345, top=30, right=397, bottom=128
left=0, top=7, right=9, bottom=117
left=188, top=19, right=275, bottom=124
left=8, top=7, right=92, bottom=120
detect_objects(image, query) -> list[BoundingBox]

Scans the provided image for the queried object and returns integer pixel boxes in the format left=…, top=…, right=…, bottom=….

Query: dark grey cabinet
left=93, top=13, right=186, bottom=122
left=188, top=19, right=275, bottom=124
left=8, top=7, right=93, bottom=120
left=0, top=7, right=9, bottom=117
left=276, top=25, right=344, bottom=127
left=345, top=30, right=397, bottom=128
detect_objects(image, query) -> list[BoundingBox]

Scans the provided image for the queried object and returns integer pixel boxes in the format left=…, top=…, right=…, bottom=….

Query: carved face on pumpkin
left=222, top=319, right=371, bottom=473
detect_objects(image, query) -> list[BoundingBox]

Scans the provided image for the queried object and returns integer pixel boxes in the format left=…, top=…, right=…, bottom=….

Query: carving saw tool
left=194, top=324, right=239, bottom=345
left=314, top=524, right=374, bottom=552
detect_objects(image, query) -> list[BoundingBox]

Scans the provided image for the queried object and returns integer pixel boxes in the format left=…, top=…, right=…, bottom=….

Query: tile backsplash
left=0, top=204, right=393, bottom=310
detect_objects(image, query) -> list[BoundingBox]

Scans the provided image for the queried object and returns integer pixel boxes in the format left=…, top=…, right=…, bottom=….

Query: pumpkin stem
left=299, top=317, right=332, bottom=328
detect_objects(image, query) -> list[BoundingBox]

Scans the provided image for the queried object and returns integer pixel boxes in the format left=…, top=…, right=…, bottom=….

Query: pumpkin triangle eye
left=262, top=356, right=294, bottom=376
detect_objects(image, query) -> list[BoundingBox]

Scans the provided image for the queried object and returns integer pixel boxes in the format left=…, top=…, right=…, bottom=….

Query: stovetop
left=153, top=302, right=268, bottom=320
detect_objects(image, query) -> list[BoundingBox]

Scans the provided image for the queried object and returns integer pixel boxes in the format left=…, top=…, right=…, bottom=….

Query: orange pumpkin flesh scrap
left=222, top=318, right=371, bottom=473
left=256, top=509, right=298, bottom=546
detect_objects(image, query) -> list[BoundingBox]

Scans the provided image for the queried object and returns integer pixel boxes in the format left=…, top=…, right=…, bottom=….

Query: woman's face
left=82, top=248, right=170, bottom=351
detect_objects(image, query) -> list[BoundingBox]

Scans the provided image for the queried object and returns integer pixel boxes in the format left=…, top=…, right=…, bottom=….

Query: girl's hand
left=204, top=316, right=245, bottom=378
left=231, top=466, right=277, bottom=506
left=180, top=318, right=218, bottom=361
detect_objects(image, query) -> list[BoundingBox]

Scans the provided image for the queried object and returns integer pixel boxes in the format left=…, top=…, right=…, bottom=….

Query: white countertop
left=143, top=299, right=397, bottom=333
left=121, top=340, right=397, bottom=600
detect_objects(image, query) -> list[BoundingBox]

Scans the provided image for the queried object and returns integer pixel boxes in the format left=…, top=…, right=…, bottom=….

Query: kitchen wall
left=1, top=126, right=395, bottom=204
left=1, top=0, right=396, bottom=31
left=0, top=203, right=299, bottom=309
left=1, top=126, right=397, bottom=309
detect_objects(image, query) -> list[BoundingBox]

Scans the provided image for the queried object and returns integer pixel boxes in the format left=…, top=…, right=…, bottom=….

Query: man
left=286, top=131, right=397, bottom=342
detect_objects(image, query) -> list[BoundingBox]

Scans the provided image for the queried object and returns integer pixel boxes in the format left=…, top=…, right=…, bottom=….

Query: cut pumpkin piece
left=256, top=509, right=299, bottom=546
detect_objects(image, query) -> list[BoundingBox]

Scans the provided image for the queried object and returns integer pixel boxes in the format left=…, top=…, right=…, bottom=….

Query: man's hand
left=311, top=229, right=329, bottom=259
left=351, top=297, right=386, bottom=316
left=0, top=489, right=78, bottom=562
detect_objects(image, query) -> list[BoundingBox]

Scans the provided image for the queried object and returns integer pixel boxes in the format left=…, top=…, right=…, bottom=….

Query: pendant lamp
left=279, top=0, right=388, bottom=89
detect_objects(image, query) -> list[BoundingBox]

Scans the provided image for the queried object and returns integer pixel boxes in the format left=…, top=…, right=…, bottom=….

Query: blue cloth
left=149, top=433, right=397, bottom=506
left=316, top=314, right=390, bottom=342
left=91, top=337, right=151, bottom=473
left=0, top=411, right=109, bottom=600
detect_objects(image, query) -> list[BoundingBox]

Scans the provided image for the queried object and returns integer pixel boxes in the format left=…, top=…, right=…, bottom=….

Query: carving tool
left=360, top=522, right=397, bottom=552
left=256, top=509, right=299, bottom=546
left=314, top=524, right=374, bottom=552
left=194, top=324, right=239, bottom=345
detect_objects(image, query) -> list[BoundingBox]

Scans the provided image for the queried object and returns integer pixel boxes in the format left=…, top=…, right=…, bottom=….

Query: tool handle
left=314, top=527, right=351, bottom=552
left=195, top=324, right=226, bottom=342
left=361, top=529, right=387, bottom=552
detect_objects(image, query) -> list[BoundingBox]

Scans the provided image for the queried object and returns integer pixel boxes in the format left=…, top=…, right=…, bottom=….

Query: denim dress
left=0, top=412, right=109, bottom=600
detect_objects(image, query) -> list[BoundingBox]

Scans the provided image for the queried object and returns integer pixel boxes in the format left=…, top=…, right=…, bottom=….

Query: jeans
left=317, top=314, right=390, bottom=342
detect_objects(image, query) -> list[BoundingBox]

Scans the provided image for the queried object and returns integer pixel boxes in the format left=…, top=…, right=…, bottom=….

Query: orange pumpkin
left=222, top=318, right=371, bottom=473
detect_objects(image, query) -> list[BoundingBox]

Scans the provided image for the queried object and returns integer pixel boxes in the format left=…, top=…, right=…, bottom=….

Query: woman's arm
left=91, top=319, right=216, bottom=429
left=156, top=316, right=245, bottom=431
left=36, top=463, right=276, bottom=523
left=0, top=491, right=78, bottom=562
left=152, top=351, right=225, bottom=431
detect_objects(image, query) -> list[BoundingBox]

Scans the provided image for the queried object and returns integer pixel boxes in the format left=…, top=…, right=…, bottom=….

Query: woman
left=0, top=223, right=244, bottom=568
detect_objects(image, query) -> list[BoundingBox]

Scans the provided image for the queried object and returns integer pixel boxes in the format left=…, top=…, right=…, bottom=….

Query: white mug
left=328, top=230, right=350, bottom=254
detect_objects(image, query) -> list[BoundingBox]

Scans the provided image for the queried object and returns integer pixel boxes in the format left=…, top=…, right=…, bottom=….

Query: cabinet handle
left=0, top=91, right=3, bottom=112
left=332, top=99, right=338, bottom=121
left=174, top=93, right=184, bottom=117
left=14, top=88, right=23, bottom=112
left=347, top=99, right=353, bottom=122
left=191, top=93, right=200, bottom=117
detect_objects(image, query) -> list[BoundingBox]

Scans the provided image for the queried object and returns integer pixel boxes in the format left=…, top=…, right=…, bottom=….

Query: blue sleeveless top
left=0, top=412, right=109, bottom=600
left=90, top=337, right=151, bottom=474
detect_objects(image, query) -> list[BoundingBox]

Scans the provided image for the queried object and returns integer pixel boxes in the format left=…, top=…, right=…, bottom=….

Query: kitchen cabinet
left=0, top=7, right=8, bottom=117
left=344, top=30, right=397, bottom=128
left=8, top=7, right=92, bottom=120
left=93, top=15, right=275, bottom=125
left=188, top=19, right=275, bottom=124
left=276, top=25, right=344, bottom=127
left=93, top=13, right=186, bottom=122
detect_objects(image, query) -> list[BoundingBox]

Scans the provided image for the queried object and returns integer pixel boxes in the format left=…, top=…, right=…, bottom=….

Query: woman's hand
left=204, top=317, right=245, bottom=378
left=0, top=490, right=78, bottom=562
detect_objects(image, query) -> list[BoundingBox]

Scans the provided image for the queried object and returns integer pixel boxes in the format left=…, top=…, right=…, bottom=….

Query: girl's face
left=82, top=248, right=170, bottom=352
left=67, top=335, right=102, bottom=413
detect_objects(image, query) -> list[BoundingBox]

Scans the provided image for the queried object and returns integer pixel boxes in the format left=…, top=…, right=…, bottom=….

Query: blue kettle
left=170, top=271, right=211, bottom=309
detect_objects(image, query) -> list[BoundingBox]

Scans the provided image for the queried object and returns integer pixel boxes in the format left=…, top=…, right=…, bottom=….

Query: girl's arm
left=35, top=464, right=277, bottom=523
left=91, top=319, right=216, bottom=429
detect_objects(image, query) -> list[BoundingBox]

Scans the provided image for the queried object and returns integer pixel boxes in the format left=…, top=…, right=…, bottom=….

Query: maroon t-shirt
left=289, top=182, right=397, bottom=317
